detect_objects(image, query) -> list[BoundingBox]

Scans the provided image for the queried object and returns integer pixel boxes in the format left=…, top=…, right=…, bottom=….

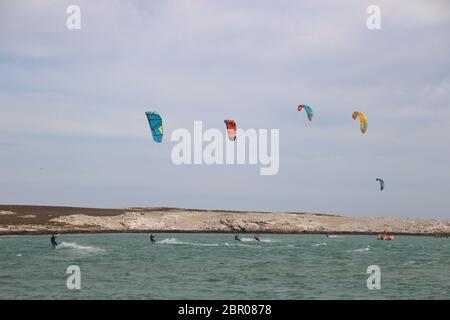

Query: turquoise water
left=0, top=233, right=449, bottom=299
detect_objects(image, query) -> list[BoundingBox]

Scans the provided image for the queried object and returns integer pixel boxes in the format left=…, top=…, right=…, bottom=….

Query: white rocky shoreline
left=0, top=206, right=449, bottom=236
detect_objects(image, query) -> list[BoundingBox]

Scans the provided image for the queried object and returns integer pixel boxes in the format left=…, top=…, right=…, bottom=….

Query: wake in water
left=347, top=245, right=371, bottom=253
left=55, top=242, right=105, bottom=253
left=156, top=238, right=278, bottom=247
left=156, top=238, right=219, bottom=247
left=224, top=242, right=257, bottom=248
left=312, top=242, right=327, bottom=247
left=259, top=239, right=281, bottom=243
left=239, top=237, right=281, bottom=243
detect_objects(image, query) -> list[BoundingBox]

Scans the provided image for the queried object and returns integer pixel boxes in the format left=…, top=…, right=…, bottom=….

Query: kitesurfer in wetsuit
left=234, top=234, right=241, bottom=241
left=150, top=234, right=156, bottom=244
left=50, top=234, right=58, bottom=249
left=253, top=234, right=260, bottom=242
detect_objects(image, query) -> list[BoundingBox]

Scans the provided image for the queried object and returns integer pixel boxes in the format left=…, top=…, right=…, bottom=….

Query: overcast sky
left=1, top=0, right=449, bottom=218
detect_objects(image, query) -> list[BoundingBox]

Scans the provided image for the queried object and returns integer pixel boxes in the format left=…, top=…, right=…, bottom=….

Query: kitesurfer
left=253, top=234, right=260, bottom=242
left=50, top=234, right=58, bottom=249
left=234, top=234, right=241, bottom=241
left=150, top=234, right=156, bottom=244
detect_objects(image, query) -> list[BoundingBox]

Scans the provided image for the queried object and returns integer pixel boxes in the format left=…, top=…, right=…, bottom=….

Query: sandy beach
left=1, top=205, right=449, bottom=236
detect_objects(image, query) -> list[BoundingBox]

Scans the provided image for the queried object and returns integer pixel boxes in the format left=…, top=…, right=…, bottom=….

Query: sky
left=0, top=0, right=449, bottom=218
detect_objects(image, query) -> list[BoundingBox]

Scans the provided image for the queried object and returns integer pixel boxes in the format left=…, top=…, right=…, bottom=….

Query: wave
left=328, top=235, right=343, bottom=238
left=56, top=242, right=105, bottom=252
left=280, top=244, right=295, bottom=248
left=156, top=238, right=219, bottom=247
left=312, top=242, right=327, bottom=247
left=348, top=245, right=371, bottom=253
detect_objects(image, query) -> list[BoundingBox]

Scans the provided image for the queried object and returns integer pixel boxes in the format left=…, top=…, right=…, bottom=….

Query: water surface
left=1, top=233, right=449, bottom=299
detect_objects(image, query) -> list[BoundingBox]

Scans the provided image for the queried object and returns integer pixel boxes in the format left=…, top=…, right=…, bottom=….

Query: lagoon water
left=0, top=233, right=449, bottom=299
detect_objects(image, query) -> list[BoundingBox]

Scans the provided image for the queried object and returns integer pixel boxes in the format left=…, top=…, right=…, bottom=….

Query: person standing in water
left=149, top=233, right=156, bottom=244
left=50, top=234, right=58, bottom=249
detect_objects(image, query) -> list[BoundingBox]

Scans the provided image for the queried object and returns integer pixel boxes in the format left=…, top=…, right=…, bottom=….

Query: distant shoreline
left=1, top=230, right=449, bottom=237
left=1, top=205, right=449, bottom=237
